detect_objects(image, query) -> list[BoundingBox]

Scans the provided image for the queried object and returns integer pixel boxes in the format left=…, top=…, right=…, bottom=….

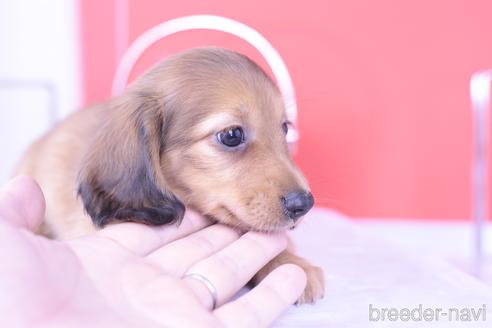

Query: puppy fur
left=15, top=47, right=324, bottom=304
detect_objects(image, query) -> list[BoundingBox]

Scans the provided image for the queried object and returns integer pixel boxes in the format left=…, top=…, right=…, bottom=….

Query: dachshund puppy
left=15, top=47, right=324, bottom=304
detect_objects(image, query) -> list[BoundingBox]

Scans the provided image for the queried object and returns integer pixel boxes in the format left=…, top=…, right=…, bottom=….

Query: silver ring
left=184, top=273, right=218, bottom=310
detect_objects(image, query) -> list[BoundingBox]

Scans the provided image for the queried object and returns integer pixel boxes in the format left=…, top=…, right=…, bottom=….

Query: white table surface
left=273, top=208, right=492, bottom=327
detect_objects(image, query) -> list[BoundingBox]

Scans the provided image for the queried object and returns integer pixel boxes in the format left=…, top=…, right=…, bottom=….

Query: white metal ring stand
left=111, top=15, right=299, bottom=146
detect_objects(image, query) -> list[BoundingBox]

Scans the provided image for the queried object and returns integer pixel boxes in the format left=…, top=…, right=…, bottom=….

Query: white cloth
left=273, top=208, right=492, bottom=327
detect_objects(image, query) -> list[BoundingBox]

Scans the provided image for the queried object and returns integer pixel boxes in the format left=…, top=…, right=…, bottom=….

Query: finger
left=147, top=224, right=240, bottom=276
left=183, top=232, right=287, bottom=309
left=127, top=273, right=220, bottom=328
left=97, top=209, right=212, bottom=256
left=214, top=264, right=306, bottom=328
left=0, top=176, right=45, bottom=231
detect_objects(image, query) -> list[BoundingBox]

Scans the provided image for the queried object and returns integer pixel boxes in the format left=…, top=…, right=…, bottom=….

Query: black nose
left=281, top=191, right=314, bottom=221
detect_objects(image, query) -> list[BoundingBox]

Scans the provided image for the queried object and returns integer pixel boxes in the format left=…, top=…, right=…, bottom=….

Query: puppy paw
left=296, top=264, right=325, bottom=305
left=253, top=250, right=325, bottom=306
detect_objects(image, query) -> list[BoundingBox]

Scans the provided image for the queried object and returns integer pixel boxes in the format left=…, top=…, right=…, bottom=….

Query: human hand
left=0, top=176, right=306, bottom=328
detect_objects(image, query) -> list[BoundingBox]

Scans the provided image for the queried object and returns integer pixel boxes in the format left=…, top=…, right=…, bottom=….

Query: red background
left=79, top=0, right=492, bottom=220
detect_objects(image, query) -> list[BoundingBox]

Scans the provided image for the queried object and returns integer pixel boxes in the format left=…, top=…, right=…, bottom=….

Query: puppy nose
left=281, top=190, right=314, bottom=221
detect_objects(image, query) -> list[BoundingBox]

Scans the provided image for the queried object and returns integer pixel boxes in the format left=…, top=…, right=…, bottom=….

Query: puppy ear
left=77, top=93, right=185, bottom=228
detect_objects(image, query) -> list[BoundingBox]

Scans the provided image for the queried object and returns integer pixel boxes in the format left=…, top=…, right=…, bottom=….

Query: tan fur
left=253, top=249, right=325, bottom=305
left=15, top=105, right=105, bottom=237
left=15, top=47, right=324, bottom=303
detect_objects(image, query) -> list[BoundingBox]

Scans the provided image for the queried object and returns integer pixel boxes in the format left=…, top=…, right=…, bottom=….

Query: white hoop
left=112, top=15, right=298, bottom=143
left=470, top=69, right=492, bottom=278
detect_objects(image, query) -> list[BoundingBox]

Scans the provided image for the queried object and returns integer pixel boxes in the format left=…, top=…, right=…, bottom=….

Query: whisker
left=314, top=199, right=347, bottom=208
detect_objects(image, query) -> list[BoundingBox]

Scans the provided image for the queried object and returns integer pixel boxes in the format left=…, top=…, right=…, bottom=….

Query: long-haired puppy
left=15, top=47, right=324, bottom=304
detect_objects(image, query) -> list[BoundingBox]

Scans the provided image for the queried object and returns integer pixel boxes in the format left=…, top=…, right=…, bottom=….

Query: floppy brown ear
left=77, top=92, right=185, bottom=228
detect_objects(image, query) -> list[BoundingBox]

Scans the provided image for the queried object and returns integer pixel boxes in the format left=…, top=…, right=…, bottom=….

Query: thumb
left=0, top=176, right=45, bottom=231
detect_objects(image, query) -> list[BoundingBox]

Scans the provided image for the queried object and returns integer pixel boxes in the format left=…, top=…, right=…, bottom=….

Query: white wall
left=0, top=0, right=80, bottom=184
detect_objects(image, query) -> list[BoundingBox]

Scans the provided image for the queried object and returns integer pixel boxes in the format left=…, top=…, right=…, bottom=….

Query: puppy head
left=78, top=47, right=313, bottom=231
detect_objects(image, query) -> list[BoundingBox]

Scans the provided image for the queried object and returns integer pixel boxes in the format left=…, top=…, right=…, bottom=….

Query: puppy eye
left=282, top=122, right=289, bottom=135
left=217, top=126, right=245, bottom=147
